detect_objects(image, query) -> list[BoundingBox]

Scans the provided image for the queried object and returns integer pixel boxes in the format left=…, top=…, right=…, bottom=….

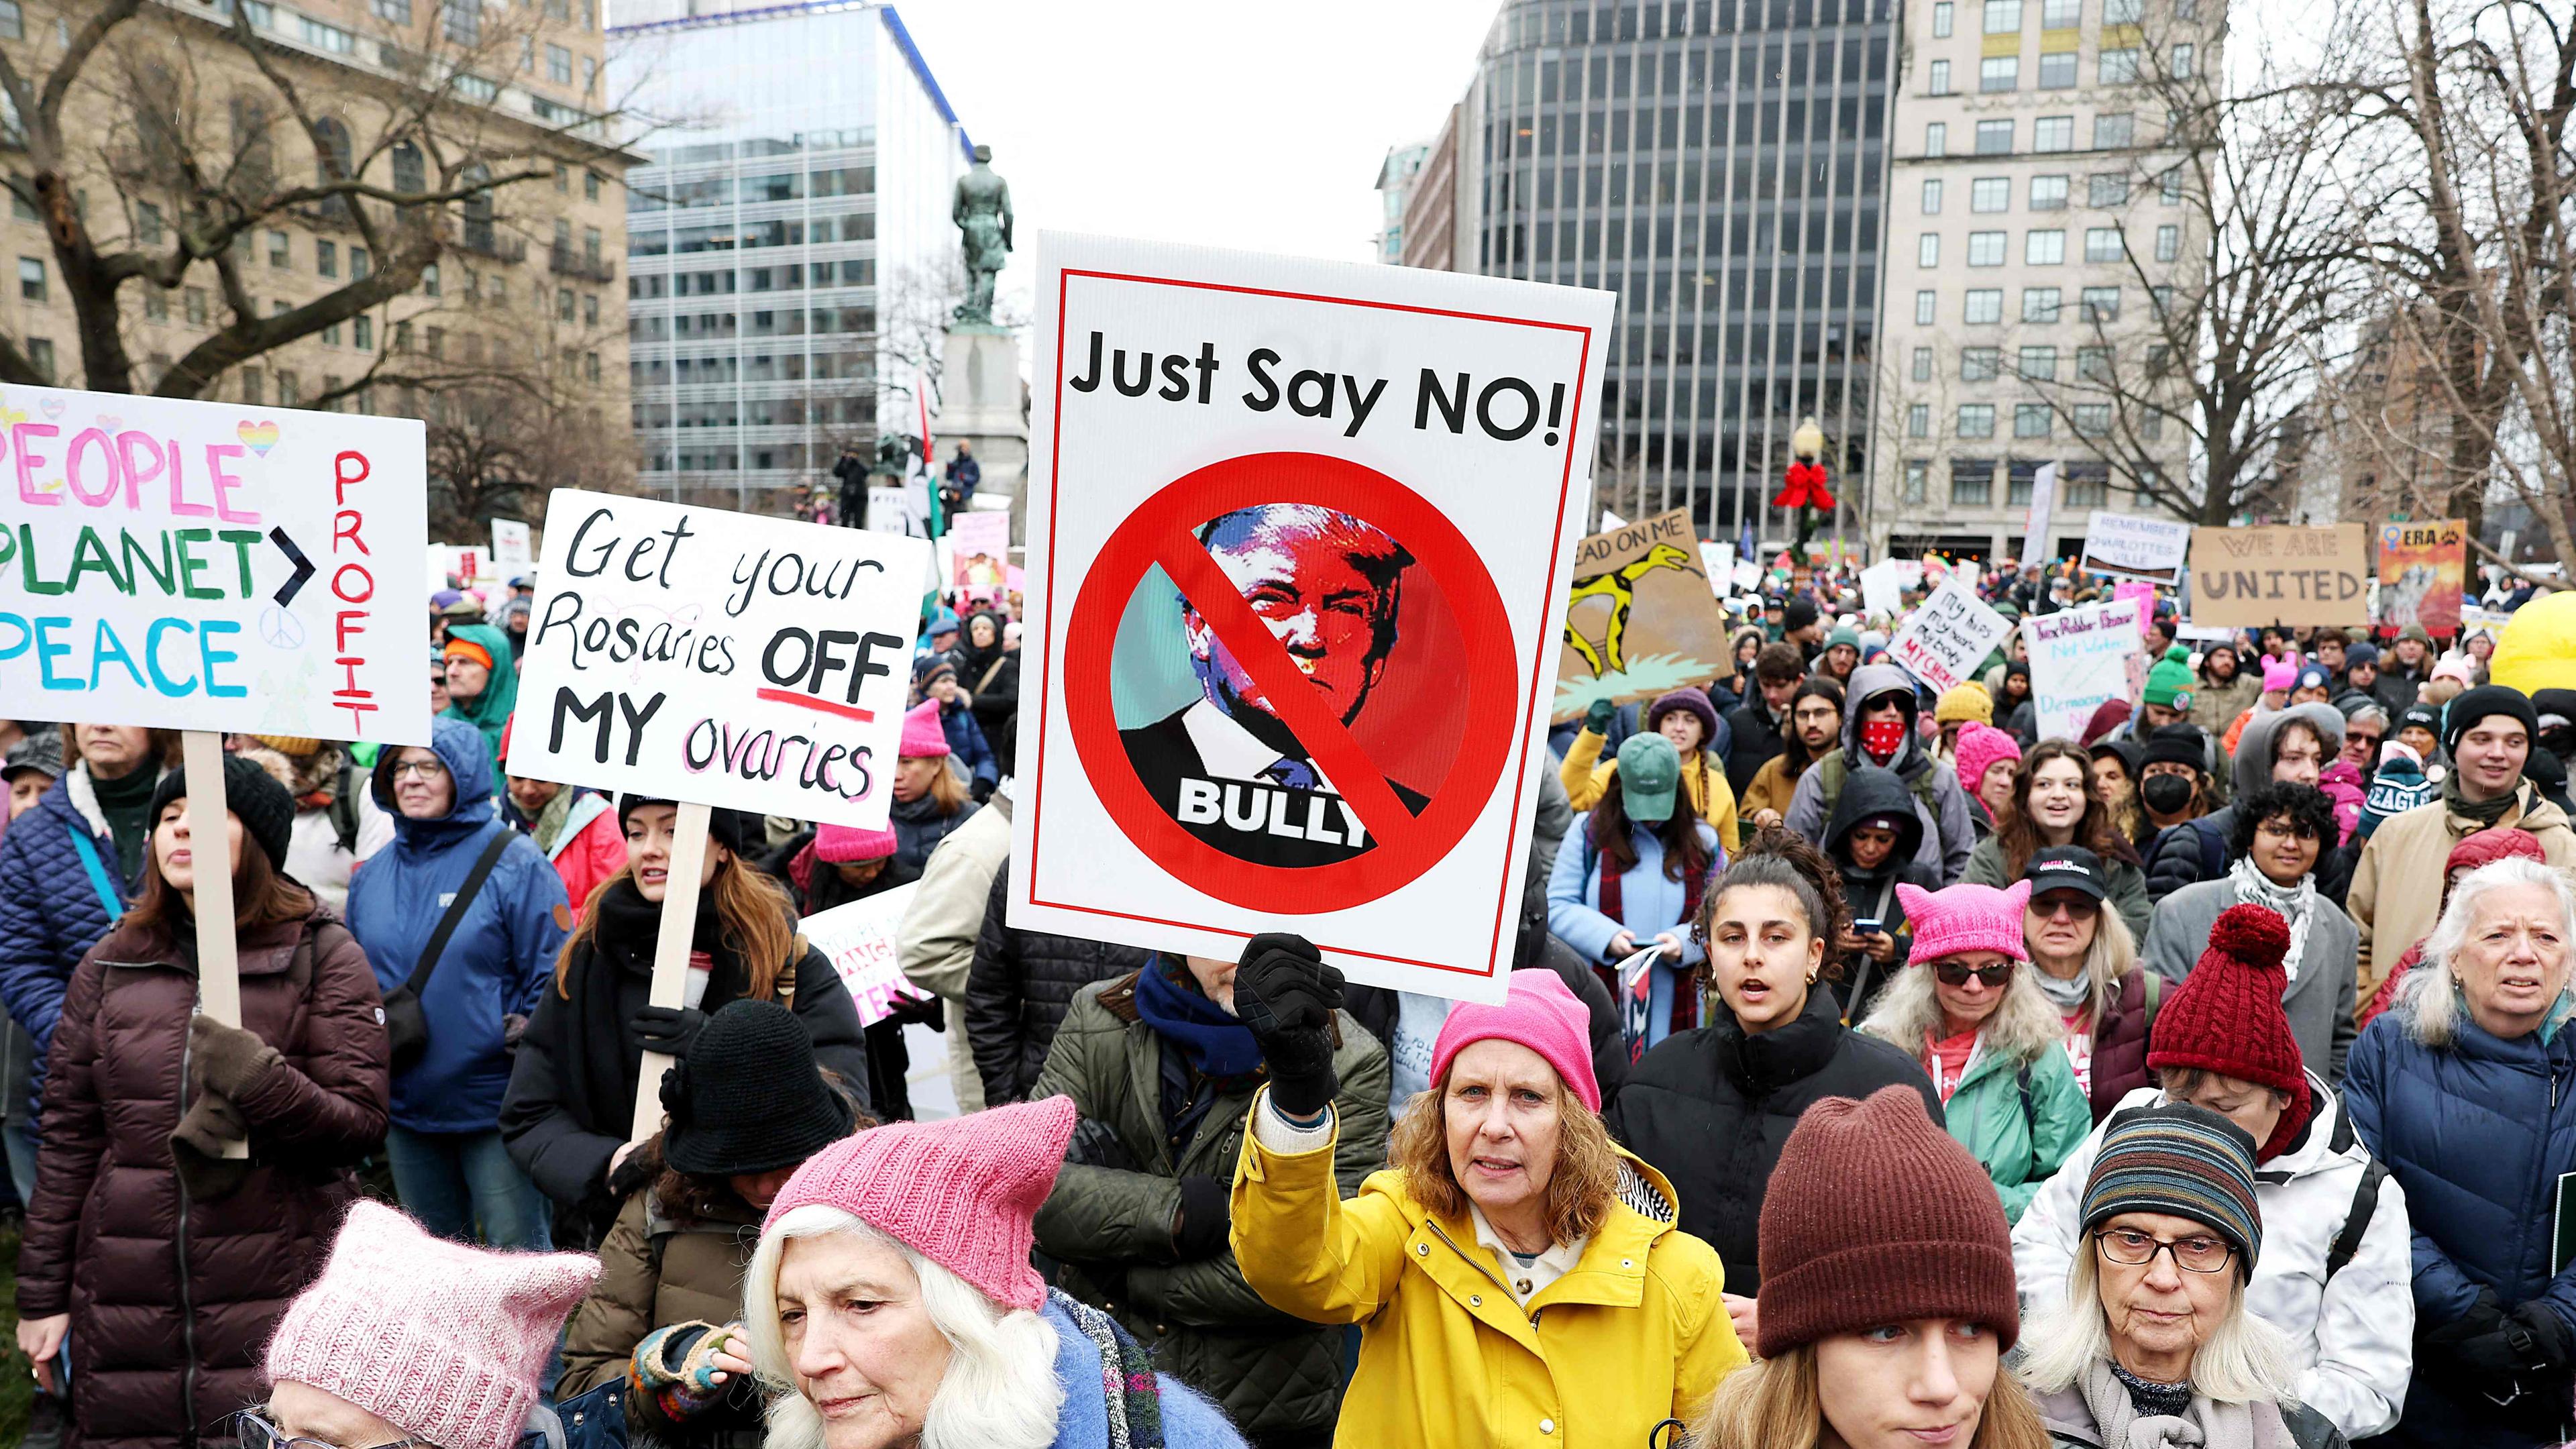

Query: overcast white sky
left=891, top=0, right=1504, bottom=319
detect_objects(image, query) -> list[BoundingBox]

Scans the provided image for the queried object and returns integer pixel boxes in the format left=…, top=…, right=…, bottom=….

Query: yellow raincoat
left=1230, top=1095, right=1746, bottom=1449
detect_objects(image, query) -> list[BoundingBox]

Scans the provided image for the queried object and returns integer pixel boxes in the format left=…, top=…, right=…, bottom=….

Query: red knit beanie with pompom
left=2147, top=903, right=2312, bottom=1160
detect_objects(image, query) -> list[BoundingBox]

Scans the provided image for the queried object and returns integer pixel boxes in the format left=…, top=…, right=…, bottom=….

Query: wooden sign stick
left=180, top=730, right=250, bottom=1161
left=631, top=799, right=712, bottom=1142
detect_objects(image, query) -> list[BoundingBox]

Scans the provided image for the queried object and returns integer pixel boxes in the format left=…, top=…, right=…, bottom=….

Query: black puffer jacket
left=1820, top=763, right=1941, bottom=1023
left=1604, top=985, right=1942, bottom=1291
left=965, top=861, right=1152, bottom=1106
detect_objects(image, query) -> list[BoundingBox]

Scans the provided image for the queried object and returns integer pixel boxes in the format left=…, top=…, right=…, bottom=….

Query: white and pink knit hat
left=765, top=1095, right=1077, bottom=1311
left=266, top=1201, right=600, bottom=1449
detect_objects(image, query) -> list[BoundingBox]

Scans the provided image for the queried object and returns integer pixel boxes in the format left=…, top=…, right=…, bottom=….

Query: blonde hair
left=743, top=1205, right=1065, bottom=1449
left=2017, top=1242, right=2298, bottom=1407
left=1859, top=954, right=2068, bottom=1067
left=1387, top=1068, right=1621, bottom=1246
left=2399, top=855, right=2576, bottom=1049
left=1695, top=1340, right=2055, bottom=1449
left=2029, top=903, right=2139, bottom=1024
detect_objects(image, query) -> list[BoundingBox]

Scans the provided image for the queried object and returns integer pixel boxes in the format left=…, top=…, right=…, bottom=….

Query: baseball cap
left=1616, top=733, right=1682, bottom=824
left=2025, top=845, right=2110, bottom=902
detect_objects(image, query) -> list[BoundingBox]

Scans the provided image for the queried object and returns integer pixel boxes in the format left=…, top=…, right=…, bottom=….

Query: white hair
left=1859, top=954, right=2067, bottom=1067
left=742, top=1205, right=1065, bottom=1449
left=2398, top=855, right=2576, bottom=1049
left=2017, top=1242, right=2300, bottom=1407
left=2033, top=903, right=2139, bottom=1024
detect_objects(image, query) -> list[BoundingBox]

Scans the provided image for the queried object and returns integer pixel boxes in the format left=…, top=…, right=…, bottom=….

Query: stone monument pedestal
left=934, top=325, right=1028, bottom=545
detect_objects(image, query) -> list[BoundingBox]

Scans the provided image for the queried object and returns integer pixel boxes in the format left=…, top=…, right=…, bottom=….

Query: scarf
left=2033, top=964, right=2093, bottom=1010
left=2445, top=773, right=2522, bottom=829
left=1130, top=954, right=1265, bottom=1079
left=2073, top=1356, right=2263, bottom=1449
left=531, top=786, right=576, bottom=853
left=1051, top=1290, right=1165, bottom=1449
left=2226, top=856, right=2315, bottom=985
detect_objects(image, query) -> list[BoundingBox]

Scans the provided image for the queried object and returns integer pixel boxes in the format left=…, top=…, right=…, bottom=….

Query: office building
left=1375, top=142, right=1431, bottom=265
left=1408, top=0, right=1897, bottom=539
left=612, top=1, right=971, bottom=509
left=1868, top=0, right=2214, bottom=561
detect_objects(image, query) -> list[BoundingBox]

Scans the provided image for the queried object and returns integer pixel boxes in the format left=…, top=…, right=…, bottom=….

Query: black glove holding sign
left=1232, top=933, right=1345, bottom=1119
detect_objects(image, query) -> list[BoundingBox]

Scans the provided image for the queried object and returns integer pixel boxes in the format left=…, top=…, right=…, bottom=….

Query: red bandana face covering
left=1861, top=717, right=1909, bottom=764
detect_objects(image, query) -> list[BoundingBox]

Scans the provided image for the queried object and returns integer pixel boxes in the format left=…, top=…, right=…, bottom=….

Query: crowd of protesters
left=0, top=545, right=2573, bottom=1449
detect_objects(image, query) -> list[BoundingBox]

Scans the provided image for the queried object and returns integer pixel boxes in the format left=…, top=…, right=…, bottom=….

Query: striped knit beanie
left=2082, top=1102, right=2263, bottom=1279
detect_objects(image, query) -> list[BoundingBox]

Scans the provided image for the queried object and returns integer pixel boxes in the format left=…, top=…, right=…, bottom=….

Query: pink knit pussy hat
left=2261, top=655, right=2300, bottom=692
left=1951, top=723, right=2023, bottom=798
left=765, top=1095, right=1077, bottom=1311
left=814, top=822, right=898, bottom=863
left=899, top=698, right=951, bottom=758
left=265, top=1201, right=599, bottom=1449
left=1898, top=879, right=2034, bottom=967
left=1429, top=968, right=1601, bottom=1112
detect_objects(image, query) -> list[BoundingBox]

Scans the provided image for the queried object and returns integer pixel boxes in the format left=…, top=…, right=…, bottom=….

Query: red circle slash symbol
left=1061, top=452, right=1520, bottom=914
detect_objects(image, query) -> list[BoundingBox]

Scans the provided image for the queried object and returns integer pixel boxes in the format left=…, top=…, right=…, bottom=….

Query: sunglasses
left=2029, top=894, right=2100, bottom=921
left=1933, top=961, right=2016, bottom=987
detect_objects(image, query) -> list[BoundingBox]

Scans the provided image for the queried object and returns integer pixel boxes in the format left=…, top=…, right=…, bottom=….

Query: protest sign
left=2115, top=581, right=2158, bottom=638
left=2188, top=523, right=2369, bottom=629
left=1859, top=559, right=1906, bottom=619
left=863, top=487, right=910, bottom=535
left=1555, top=508, right=1728, bottom=720
left=949, top=508, right=1011, bottom=590
left=1699, top=540, right=1735, bottom=597
left=2021, top=462, right=2059, bottom=564
left=802, top=882, right=934, bottom=1027
left=491, top=519, right=533, bottom=576
left=2377, top=519, right=2467, bottom=636
left=0, top=383, right=429, bottom=743
left=510, top=489, right=932, bottom=828
left=1888, top=578, right=2012, bottom=694
left=2025, top=597, right=2145, bottom=741
left=1732, top=560, right=1764, bottom=593
left=2081, top=512, right=2193, bottom=585
left=1011, top=231, right=1614, bottom=1003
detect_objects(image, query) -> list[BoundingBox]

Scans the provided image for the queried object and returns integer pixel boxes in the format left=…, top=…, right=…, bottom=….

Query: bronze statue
left=951, top=144, right=1012, bottom=327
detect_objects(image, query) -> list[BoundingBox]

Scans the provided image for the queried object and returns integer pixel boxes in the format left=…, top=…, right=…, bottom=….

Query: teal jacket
left=1939, top=1039, right=2092, bottom=1222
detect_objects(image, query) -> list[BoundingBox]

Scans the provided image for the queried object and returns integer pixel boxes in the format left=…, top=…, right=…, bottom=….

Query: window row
left=1915, top=283, right=2168, bottom=324
left=1928, top=0, right=2192, bottom=35
left=1898, top=456, right=2119, bottom=508
left=628, top=259, right=875, bottom=299
left=1916, top=223, right=2180, bottom=266
left=1923, top=174, right=2182, bottom=215
left=1923, top=113, right=2140, bottom=158
left=1910, top=342, right=2121, bottom=383
left=1929, top=44, right=2192, bottom=95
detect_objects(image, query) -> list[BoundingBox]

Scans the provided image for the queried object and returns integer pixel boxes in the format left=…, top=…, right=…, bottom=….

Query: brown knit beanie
left=1756, top=1085, right=2020, bottom=1358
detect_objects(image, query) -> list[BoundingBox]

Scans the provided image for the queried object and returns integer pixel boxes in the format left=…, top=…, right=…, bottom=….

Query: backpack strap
left=2141, top=969, right=2163, bottom=1028
left=2017, top=1061, right=2041, bottom=1179
left=2326, top=1160, right=2390, bottom=1279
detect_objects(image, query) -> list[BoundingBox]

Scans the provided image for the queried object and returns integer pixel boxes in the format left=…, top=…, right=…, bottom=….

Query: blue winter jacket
left=1546, top=814, right=1719, bottom=968
left=0, top=765, right=146, bottom=1107
left=345, top=717, right=570, bottom=1134
left=2345, top=1002, right=2576, bottom=1446
left=937, top=698, right=999, bottom=790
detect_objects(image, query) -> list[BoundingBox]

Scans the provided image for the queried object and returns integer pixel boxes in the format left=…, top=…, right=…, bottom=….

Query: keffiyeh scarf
left=2226, top=855, right=2315, bottom=986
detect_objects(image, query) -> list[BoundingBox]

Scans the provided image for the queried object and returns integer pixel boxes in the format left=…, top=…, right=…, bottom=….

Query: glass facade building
left=1452, top=0, right=1896, bottom=537
left=610, top=2, right=969, bottom=508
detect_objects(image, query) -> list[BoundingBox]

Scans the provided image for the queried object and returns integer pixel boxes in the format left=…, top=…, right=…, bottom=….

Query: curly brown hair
left=1387, top=1069, right=1623, bottom=1246
left=1994, top=741, right=2141, bottom=877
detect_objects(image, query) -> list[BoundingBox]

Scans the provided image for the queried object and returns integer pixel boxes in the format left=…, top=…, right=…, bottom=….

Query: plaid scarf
left=1052, top=1290, right=1164, bottom=1448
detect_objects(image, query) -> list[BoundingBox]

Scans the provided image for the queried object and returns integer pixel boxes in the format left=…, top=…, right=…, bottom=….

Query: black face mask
left=2142, top=774, right=2196, bottom=815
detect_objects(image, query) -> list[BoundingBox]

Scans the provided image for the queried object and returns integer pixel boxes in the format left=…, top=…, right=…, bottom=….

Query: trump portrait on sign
left=1118, top=503, right=1430, bottom=868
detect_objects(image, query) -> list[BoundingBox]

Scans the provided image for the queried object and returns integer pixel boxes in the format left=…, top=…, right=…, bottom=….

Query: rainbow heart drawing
left=39, top=398, right=63, bottom=421
left=238, top=419, right=280, bottom=457
left=95, top=415, right=121, bottom=431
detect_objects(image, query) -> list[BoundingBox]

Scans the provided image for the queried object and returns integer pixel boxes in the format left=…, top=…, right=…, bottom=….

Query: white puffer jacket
left=2010, top=1076, right=2414, bottom=1440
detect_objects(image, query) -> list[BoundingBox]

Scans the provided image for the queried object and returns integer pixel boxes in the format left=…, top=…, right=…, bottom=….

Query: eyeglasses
left=2094, top=1226, right=2235, bottom=1274
left=2031, top=895, right=2100, bottom=921
left=387, top=759, right=448, bottom=781
left=1933, top=961, right=2016, bottom=987
left=234, top=1409, right=440, bottom=1449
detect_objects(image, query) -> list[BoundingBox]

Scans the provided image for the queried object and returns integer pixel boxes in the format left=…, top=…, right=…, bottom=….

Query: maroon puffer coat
left=17, top=904, right=390, bottom=1449
left=2081, top=966, right=2162, bottom=1122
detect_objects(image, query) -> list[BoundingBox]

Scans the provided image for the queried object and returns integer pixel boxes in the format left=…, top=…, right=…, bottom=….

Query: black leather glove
left=2426, top=1289, right=2510, bottom=1354
left=971, top=777, right=996, bottom=804
left=1173, top=1175, right=1232, bottom=1261
left=1585, top=697, right=1617, bottom=733
left=884, top=993, right=948, bottom=1030
left=628, top=1005, right=708, bottom=1058
left=1233, top=933, right=1344, bottom=1118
